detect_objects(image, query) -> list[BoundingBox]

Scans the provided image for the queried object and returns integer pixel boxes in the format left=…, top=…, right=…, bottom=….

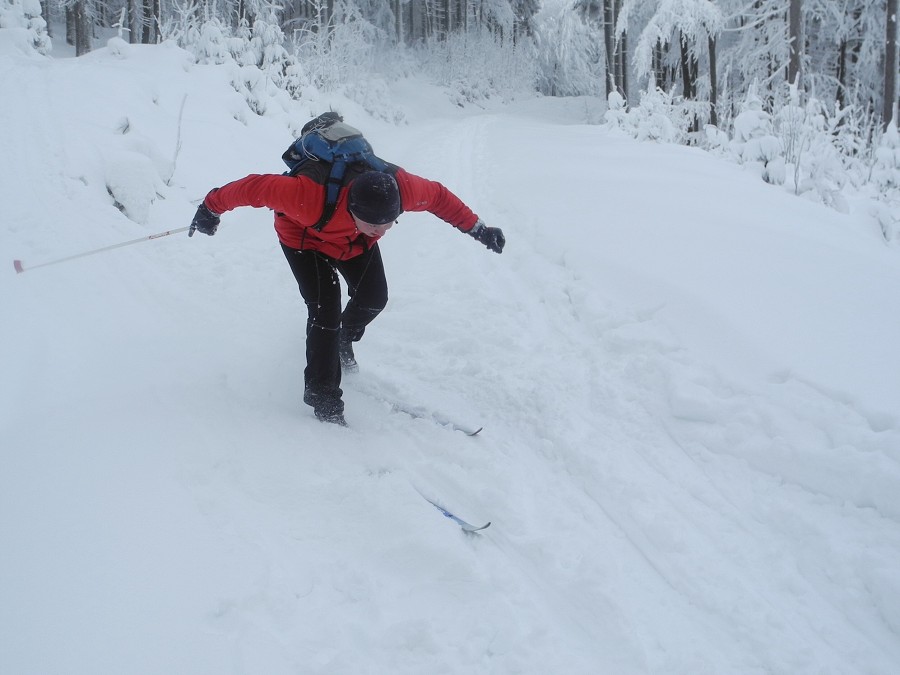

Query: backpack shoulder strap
left=312, top=144, right=393, bottom=232
left=281, top=114, right=396, bottom=232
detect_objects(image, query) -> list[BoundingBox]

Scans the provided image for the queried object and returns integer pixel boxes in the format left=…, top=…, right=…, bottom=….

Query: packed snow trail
left=2, top=38, right=900, bottom=674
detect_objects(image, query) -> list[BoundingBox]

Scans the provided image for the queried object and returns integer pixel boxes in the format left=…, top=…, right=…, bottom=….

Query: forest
left=4, top=0, right=900, bottom=234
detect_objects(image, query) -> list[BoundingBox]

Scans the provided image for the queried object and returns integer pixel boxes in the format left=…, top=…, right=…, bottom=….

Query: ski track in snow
left=2, top=38, right=900, bottom=674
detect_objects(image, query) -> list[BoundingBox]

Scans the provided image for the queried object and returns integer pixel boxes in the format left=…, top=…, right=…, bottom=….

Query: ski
left=351, top=380, right=482, bottom=436
left=423, top=496, right=491, bottom=533
left=385, top=399, right=482, bottom=436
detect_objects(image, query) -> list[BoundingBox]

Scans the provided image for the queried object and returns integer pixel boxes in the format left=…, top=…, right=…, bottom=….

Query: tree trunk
left=394, top=0, right=403, bottom=43
left=126, top=0, right=136, bottom=44
left=603, top=0, right=616, bottom=97
left=41, top=0, right=51, bottom=38
left=409, top=0, right=425, bottom=43
left=679, top=32, right=695, bottom=99
left=74, top=0, right=91, bottom=56
left=618, top=25, right=628, bottom=101
left=885, top=0, right=898, bottom=128
left=788, top=0, right=801, bottom=86
left=141, top=0, right=152, bottom=43
left=709, top=35, right=718, bottom=127
left=679, top=32, right=699, bottom=132
left=653, top=40, right=665, bottom=90
left=66, top=6, right=75, bottom=46
left=152, top=0, right=161, bottom=43
left=836, top=38, right=847, bottom=109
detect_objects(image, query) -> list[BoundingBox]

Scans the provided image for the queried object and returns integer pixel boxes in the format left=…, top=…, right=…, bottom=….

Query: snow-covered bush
left=106, top=36, right=130, bottom=58
left=0, top=0, right=51, bottom=55
left=867, top=121, right=900, bottom=241
left=602, top=83, right=697, bottom=144
left=633, top=87, right=680, bottom=142
left=418, top=27, right=537, bottom=105
left=774, top=95, right=848, bottom=210
left=730, top=88, right=784, bottom=185
left=163, top=1, right=309, bottom=118
left=281, top=58, right=309, bottom=101
left=346, top=75, right=406, bottom=124
left=289, top=3, right=406, bottom=119
left=174, top=13, right=232, bottom=65
left=105, top=149, right=166, bottom=225
left=703, top=123, right=729, bottom=152
left=604, top=91, right=627, bottom=129
left=828, top=105, right=879, bottom=190
left=870, top=201, right=898, bottom=242
left=873, top=121, right=900, bottom=192
left=293, top=2, right=381, bottom=93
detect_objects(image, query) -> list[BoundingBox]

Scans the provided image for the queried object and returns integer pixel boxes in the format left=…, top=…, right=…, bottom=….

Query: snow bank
left=2, top=37, right=899, bottom=675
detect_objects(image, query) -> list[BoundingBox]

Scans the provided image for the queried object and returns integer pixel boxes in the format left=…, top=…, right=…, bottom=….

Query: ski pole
left=13, top=226, right=191, bottom=274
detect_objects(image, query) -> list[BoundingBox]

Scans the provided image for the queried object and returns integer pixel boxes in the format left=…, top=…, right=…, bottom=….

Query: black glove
left=467, top=219, right=505, bottom=254
left=188, top=202, right=220, bottom=237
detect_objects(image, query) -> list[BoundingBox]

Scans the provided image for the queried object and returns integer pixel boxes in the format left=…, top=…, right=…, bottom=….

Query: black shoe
left=304, top=388, right=346, bottom=426
left=338, top=333, right=359, bottom=373
left=315, top=408, right=347, bottom=426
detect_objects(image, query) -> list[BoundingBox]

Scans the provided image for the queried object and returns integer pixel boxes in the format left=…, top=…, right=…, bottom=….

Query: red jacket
left=204, top=167, right=479, bottom=260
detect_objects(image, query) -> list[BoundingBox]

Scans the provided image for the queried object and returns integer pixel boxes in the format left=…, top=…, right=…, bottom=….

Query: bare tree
left=679, top=30, right=696, bottom=101
left=73, top=0, right=92, bottom=55
left=615, top=0, right=627, bottom=100
left=709, top=34, right=717, bottom=125
left=393, top=0, right=404, bottom=42
left=41, top=0, right=51, bottom=37
left=886, top=0, right=898, bottom=128
left=508, top=0, right=537, bottom=44
left=140, top=0, right=161, bottom=43
left=788, top=0, right=801, bottom=86
left=602, top=0, right=618, bottom=96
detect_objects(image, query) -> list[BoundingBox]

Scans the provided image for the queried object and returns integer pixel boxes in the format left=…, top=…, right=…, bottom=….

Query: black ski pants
left=280, top=242, right=388, bottom=410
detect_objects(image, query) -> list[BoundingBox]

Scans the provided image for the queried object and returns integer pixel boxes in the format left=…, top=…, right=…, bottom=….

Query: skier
left=189, top=148, right=505, bottom=426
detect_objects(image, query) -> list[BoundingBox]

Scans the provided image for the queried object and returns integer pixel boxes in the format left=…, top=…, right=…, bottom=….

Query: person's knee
left=371, top=287, right=388, bottom=313
left=350, top=285, right=388, bottom=315
left=307, top=300, right=342, bottom=330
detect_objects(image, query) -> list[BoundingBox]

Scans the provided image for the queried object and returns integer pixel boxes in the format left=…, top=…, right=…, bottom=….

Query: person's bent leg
left=281, top=244, right=345, bottom=423
left=336, top=244, right=388, bottom=369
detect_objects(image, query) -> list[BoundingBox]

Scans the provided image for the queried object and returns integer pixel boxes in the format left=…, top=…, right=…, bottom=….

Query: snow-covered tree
left=0, top=0, right=52, bottom=54
left=511, top=0, right=540, bottom=40
left=242, top=0, right=291, bottom=71
left=534, top=1, right=605, bottom=97
left=619, top=0, right=723, bottom=130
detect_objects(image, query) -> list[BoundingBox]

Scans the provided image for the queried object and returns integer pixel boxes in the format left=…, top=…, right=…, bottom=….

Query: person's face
left=352, top=213, right=394, bottom=237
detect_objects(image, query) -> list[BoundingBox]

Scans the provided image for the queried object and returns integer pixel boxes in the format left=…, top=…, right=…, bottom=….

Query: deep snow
left=2, top=35, right=900, bottom=674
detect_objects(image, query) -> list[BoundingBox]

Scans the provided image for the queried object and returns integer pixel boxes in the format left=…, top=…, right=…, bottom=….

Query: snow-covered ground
left=2, top=35, right=900, bottom=674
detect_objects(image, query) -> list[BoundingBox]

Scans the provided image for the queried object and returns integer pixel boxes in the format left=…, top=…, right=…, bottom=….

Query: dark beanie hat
left=348, top=172, right=402, bottom=225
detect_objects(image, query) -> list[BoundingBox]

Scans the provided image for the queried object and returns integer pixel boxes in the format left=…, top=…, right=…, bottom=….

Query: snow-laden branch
left=622, top=0, right=724, bottom=78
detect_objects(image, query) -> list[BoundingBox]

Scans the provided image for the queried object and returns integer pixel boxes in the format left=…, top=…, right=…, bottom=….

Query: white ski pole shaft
left=13, top=226, right=192, bottom=274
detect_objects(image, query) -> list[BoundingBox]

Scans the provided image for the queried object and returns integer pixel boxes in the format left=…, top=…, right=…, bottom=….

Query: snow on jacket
left=204, top=167, right=480, bottom=260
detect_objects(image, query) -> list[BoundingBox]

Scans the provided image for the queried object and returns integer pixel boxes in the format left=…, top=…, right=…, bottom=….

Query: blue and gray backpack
left=282, top=112, right=393, bottom=231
